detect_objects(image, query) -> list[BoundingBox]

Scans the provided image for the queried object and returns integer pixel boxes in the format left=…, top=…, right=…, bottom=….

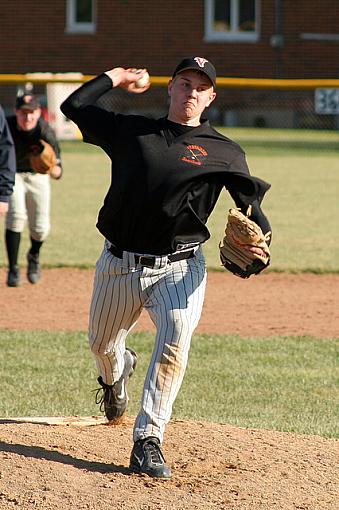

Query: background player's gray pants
left=89, top=242, right=207, bottom=443
left=6, top=172, right=51, bottom=241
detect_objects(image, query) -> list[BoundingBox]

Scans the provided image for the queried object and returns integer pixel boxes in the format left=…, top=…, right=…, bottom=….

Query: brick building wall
left=1, top=0, right=338, bottom=79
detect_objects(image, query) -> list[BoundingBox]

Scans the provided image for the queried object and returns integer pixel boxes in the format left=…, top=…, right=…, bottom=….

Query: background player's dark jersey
left=6, top=116, right=61, bottom=173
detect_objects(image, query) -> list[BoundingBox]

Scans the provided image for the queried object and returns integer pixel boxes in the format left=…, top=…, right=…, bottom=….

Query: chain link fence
left=1, top=75, right=339, bottom=138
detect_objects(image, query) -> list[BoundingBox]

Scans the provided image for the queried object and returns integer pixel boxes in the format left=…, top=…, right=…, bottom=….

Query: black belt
left=108, top=244, right=194, bottom=268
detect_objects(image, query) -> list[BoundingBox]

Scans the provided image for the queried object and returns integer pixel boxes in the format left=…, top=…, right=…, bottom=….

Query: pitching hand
left=105, top=67, right=151, bottom=93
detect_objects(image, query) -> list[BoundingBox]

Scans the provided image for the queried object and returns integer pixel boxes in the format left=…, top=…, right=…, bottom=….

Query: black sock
left=5, top=230, right=21, bottom=270
left=29, top=238, right=43, bottom=257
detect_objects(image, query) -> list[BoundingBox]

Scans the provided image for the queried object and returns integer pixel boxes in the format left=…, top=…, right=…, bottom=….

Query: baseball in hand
left=135, top=71, right=150, bottom=88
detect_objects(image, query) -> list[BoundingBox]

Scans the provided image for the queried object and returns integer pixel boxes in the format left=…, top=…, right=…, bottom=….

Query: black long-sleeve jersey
left=0, top=106, right=16, bottom=203
left=6, top=116, right=62, bottom=176
left=61, top=74, right=271, bottom=255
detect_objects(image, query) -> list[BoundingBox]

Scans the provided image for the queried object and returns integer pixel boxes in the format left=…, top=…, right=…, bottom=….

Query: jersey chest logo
left=181, top=144, right=208, bottom=166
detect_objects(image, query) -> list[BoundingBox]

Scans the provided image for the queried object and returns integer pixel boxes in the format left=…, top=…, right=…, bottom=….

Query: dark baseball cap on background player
left=172, top=56, right=217, bottom=89
left=15, top=94, right=41, bottom=110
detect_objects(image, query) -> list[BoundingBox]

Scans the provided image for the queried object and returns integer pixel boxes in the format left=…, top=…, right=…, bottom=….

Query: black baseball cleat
left=7, top=266, right=20, bottom=287
left=27, top=253, right=41, bottom=284
left=130, top=437, right=172, bottom=479
left=95, top=347, right=137, bottom=422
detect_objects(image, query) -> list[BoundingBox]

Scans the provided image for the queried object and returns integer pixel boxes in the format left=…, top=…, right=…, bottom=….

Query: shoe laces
left=143, top=439, right=164, bottom=466
left=94, top=377, right=116, bottom=412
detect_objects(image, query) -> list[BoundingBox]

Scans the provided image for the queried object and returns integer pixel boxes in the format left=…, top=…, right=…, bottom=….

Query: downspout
left=270, top=0, right=284, bottom=77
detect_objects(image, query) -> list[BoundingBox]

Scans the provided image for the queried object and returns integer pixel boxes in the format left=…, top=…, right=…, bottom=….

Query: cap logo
left=194, top=57, right=208, bottom=68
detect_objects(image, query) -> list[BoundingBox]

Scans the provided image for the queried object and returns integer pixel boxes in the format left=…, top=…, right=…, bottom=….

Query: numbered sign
left=315, top=88, right=339, bottom=114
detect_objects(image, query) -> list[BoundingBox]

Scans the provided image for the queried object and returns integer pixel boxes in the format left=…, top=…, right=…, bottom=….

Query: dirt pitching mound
left=0, top=416, right=338, bottom=510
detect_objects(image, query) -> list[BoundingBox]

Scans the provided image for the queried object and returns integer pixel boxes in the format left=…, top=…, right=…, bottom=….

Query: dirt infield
left=0, top=269, right=338, bottom=509
left=1, top=268, right=338, bottom=337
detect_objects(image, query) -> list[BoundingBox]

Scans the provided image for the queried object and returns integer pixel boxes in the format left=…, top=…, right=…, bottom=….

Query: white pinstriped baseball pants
left=89, top=241, right=207, bottom=443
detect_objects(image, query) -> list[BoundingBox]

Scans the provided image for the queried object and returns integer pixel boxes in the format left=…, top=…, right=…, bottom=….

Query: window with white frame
left=66, top=0, right=96, bottom=34
left=205, top=0, right=259, bottom=42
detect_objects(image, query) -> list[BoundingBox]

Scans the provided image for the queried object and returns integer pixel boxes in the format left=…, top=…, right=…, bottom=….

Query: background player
left=60, top=57, right=271, bottom=479
left=5, top=94, right=62, bottom=287
left=0, top=105, right=16, bottom=218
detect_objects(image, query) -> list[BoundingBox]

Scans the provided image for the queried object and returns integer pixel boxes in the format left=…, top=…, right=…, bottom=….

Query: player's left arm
left=224, top=152, right=272, bottom=259
left=229, top=191, right=271, bottom=243
left=226, top=152, right=271, bottom=237
left=40, top=121, right=63, bottom=180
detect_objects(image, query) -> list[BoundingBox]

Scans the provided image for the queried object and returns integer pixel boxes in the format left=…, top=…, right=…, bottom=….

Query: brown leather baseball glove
left=219, top=207, right=271, bottom=279
left=29, top=140, right=57, bottom=174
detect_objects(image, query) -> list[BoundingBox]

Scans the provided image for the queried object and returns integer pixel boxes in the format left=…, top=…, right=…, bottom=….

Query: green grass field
left=0, top=128, right=338, bottom=271
left=0, top=331, right=338, bottom=438
left=1, top=128, right=338, bottom=436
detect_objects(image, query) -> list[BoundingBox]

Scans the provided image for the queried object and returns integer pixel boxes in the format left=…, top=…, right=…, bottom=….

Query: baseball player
left=5, top=94, right=62, bottom=287
left=60, top=57, right=271, bottom=479
left=0, top=105, right=16, bottom=218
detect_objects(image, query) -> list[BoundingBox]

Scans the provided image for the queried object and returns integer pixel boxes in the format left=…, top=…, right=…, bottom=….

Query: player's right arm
left=60, top=73, right=117, bottom=146
left=61, top=67, right=148, bottom=147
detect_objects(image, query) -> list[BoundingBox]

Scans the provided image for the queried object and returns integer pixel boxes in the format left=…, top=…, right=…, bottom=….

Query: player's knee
left=6, top=215, right=26, bottom=232
left=89, top=338, right=107, bottom=357
left=89, top=343, right=100, bottom=356
left=161, top=343, right=186, bottom=370
left=30, top=226, right=50, bottom=242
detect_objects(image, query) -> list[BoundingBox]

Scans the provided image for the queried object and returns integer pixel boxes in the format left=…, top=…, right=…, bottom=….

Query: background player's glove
left=29, top=140, right=57, bottom=174
left=219, top=207, right=271, bottom=279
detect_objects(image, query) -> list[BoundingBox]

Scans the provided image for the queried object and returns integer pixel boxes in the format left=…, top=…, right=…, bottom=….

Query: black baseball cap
left=172, top=56, right=217, bottom=89
left=16, top=94, right=40, bottom=110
